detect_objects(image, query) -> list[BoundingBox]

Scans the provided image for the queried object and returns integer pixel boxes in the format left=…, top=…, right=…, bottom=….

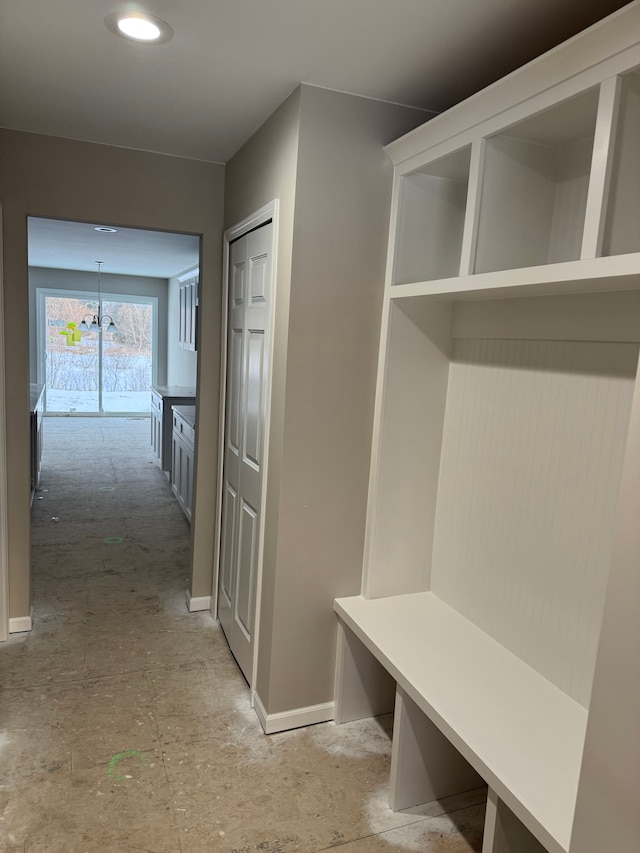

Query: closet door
left=218, top=223, right=273, bottom=683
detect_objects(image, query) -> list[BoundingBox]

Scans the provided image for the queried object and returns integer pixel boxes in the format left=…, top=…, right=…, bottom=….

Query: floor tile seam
left=0, top=674, right=148, bottom=693
left=387, top=798, right=488, bottom=830
left=151, top=727, right=265, bottom=750
left=147, top=701, right=176, bottom=797
left=312, top=800, right=486, bottom=852
left=141, top=657, right=234, bottom=678
left=157, top=713, right=187, bottom=853
left=32, top=514, right=133, bottom=522
left=0, top=658, right=229, bottom=692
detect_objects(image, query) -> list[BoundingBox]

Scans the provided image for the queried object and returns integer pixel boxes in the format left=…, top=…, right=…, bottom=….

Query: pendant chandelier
left=78, top=261, right=117, bottom=332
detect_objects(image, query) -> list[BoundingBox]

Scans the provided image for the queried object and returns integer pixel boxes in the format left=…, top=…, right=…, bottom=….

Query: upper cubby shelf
left=390, top=52, right=640, bottom=296
left=394, top=147, right=471, bottom=285
left=474, top=89, right=599, bottom=274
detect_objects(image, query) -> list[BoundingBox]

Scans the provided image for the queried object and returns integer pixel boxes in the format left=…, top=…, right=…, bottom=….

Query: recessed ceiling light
left=94, top=226, right=118, bottom=233
left=104, top=11, right=173, bottom=44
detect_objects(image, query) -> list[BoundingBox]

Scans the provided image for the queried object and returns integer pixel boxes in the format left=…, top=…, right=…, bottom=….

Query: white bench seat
left=334, top=592, right=588, bottom=853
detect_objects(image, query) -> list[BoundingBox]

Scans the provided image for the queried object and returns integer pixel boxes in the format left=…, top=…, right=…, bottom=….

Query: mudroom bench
left=334, top=593, right=586, bottom=853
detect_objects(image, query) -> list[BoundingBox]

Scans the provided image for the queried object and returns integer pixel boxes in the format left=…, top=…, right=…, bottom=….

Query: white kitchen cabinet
left=334, top=6, right=640, bottom=853
left=150, top=389, right=163, bottom=468
left=178, top=276, right=198, bottom=351
left=171, top=405, right=195, bottom=522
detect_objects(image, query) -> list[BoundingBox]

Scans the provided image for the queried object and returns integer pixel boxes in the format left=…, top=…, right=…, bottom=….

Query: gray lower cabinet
left=30, top=383, right=44, bottom=503
left=150, top=386, right=196, bottom=476
left=171, top=405, right=195, bottom=522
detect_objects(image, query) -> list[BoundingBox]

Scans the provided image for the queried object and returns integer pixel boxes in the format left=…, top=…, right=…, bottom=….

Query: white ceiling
left=0, top=0, right=629, bottom=164
left=8, top=0, right=629, bottom=275
left=28, top=218, right=200, bottom=277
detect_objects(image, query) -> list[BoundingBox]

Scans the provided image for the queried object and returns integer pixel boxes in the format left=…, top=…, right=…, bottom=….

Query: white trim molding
left=185, top=591, right=212, bottom=613
left=176, top=266, right=199, bottom=283
left=9, top=607, right=33, bottom=634
left=253, top=692, right=335, bottom=735
left=0, top=203, right=8, bottom=642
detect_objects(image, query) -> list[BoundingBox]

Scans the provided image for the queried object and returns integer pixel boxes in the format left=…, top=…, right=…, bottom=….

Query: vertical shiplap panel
left=430, top=338, right=637, bottom=706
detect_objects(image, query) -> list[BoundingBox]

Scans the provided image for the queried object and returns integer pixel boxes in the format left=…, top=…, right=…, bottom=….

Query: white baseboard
left=185, top=591, right=212, bottom=613
left=253, top=691, right=335, bottom=735
left=9, top=607, right=33, bottom=633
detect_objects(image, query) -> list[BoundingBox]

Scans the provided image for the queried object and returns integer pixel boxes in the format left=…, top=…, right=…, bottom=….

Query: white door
left=218, top=223, right=272, bottom=683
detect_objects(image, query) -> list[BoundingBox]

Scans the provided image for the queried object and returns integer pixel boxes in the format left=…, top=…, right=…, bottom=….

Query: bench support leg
left=334, top=619, right=396, bottom=723
left=389, top=686, right=484, bottom=811
left=482, top=788, right=547, bottom=853
left=482, top=788, right=500, bottom=853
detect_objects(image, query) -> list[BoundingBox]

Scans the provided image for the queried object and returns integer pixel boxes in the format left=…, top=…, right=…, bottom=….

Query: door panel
left=250, top=254, right=268, bottom=303
left=236, top=499, right=257, bottom=639
left=219, top=483, right=238, bottom=611
left=218, top=237, right=246, bottom=642
left=229, top=330, right=243, bottom=451
left=244, top=331, right=265, bottom=469
left=218, top=222, right=273, bottom=684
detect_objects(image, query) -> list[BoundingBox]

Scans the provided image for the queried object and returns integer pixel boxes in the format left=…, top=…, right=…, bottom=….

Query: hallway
left=1, top=418, right=485, bottom=852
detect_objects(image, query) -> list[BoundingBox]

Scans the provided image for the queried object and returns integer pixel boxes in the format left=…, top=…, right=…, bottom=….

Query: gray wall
left=0, top=128, right=224, bottom=620
left=29, top=267, right=169, bottom=386
left=270, top=86, right=428, bottom=713
left=225, top=84, right=427, bottom=716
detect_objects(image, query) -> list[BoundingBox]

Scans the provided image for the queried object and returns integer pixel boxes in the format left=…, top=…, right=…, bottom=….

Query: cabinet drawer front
left=173, top=414, right=195, bottom=447
left=151, top=391, right=162, bottom=412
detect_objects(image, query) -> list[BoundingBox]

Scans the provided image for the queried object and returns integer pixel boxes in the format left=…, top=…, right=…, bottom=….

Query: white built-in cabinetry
left=150, top=389, right=163, bottom=467
left=178, top=275, right=198, bottom=352
left=171, top=405, right=195, bottom=522
left=334, top=7, right=640, bottom=853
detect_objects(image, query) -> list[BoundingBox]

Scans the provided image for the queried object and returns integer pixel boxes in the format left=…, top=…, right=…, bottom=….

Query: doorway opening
left=28, top=216, right=201, bottom=621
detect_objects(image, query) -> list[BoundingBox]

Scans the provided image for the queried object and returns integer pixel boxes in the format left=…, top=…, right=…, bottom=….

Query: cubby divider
left=603, top=68, right=640, bottom=257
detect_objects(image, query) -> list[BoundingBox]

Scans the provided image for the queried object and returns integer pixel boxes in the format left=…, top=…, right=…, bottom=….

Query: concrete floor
left=1, top=417, right=486, bottom=852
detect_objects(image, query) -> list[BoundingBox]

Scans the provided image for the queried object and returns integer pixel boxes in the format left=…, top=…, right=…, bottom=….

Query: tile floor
left=1, top=417, right=486, bottom=852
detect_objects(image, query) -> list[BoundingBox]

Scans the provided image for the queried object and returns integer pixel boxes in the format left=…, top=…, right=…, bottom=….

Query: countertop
left=172, top=405, right=196, bottom=429
left=152, top=385, right=196, bottom=399
left=30, top=383, right=45, bottom=412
